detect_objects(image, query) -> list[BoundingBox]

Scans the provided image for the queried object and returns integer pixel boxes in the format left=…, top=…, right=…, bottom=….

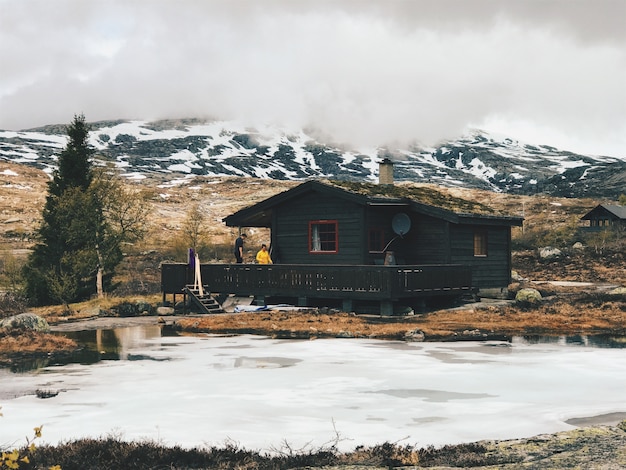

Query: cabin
left=161, top=161, right=523, bottom=314
left=580, top=204, right=626, bottom=231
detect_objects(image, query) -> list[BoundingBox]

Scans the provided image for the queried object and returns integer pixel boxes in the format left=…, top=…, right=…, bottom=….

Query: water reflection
left=515, top=334, right=626, bottom=348
left=6, top=325, right=179, bottom=373
left=62, top=324, right=167, bottom=359
left=5, top=327, right=620, bottom=374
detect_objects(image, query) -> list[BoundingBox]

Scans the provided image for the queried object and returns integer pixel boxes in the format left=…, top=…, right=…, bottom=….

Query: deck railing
left=162, top=263, right=472, bottom=301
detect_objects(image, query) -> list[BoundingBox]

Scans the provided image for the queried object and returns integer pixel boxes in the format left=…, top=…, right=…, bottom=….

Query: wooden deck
left=162, top=263, right=472, bottom=314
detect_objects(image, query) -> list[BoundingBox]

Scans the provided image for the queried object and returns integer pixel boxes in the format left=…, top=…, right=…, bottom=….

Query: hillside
left=1, top=158, right=624, bottom=298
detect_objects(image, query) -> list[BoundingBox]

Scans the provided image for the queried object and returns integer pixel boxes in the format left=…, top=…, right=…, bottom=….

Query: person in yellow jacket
left=256, top=244, right=273, bottom=264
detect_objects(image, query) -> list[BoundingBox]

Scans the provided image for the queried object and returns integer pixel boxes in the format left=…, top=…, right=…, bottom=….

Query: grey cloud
left=0, top=0, right=624, bottom=155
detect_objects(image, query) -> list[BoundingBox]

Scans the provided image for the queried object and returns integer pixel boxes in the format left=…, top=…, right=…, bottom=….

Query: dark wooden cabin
left=161, top=164, right=523, bottom=314
left=223, top=180, right=523, bottom=291
left=580, top=204, right=626, bottom=231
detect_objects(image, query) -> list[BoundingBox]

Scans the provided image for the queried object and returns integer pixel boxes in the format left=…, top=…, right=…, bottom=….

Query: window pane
left=474, top=231, right=487, bottom=256
left=310, top=221, right=337, bottom=252
left=369, top=228, right=384, bottom=252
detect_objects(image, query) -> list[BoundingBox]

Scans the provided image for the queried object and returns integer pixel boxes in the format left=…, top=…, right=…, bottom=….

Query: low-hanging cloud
left=0, top=0, right=624, bottom=155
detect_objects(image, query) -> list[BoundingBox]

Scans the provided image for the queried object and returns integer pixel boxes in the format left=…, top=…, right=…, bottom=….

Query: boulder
left=515, top=288, right=542, bottom=304
left=114, top=302, right=137, bottom=317
left=0, top=313, right=50, bottom=332
left=539, top=246, right=562, bottom=260
left=135, top=300, right=153, bottom=315
left=156, top=306, right=175, bottom=315
left=572, top=241, right=584, bottom=250
left=404, top=329, right=425, bottom=342
left=609, top=287, right=626, bottom=296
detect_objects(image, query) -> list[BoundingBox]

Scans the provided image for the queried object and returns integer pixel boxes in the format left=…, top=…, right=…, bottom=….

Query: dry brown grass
left=0, top=329, right=76, bottom=354
left=176, top=293, right=626, bottom=340
left=29, top=293, right=163, bottom=324
left=421, top=299, right=626, bottom=337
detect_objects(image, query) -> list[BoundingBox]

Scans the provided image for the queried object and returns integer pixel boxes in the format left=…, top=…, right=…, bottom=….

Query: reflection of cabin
left=580, top=204, right=626, bottom=231
left=161, top=162, right=523, bottom=314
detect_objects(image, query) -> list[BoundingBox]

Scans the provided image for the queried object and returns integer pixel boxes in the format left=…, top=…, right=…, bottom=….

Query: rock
left=462, top=329, right=484, bottom=337
left=115, top=302, right=137, bottom=317
left=336, top=330, right=353, bottom=338
left=404, top=329, right=425, bottom=342
left=511, top=270, right=525, bottom=281
left=539, top=246, right=562, bottom=259
left=0, top=313, right=50, bottom=332
left=135, top=301, right=153, bottom=315
left=609, top=287, right=626, bottom=296
left=156, top=306, right=175, bottom=315
left=515, top=288, right=542, bottom=304
left=572, top=241, right=584, bottom=249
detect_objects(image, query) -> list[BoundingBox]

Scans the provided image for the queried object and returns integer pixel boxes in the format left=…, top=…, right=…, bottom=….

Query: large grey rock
left=0, top=313, right=50, bottom=332
left=515, top=288, right=542, bottom=304
left=539, top=246, right=562, bottom=259
left=156, top=306, right=175, bottom=315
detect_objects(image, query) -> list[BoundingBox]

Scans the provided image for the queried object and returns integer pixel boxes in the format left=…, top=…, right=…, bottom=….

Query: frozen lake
left=1, top=326, right=626, bottom=452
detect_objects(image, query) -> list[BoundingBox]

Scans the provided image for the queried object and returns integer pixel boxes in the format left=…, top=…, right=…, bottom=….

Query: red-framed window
left=368, top=228, right=385, bottom=253
left=474, top=230, right=488, bottom=257
left=309, top=220, right=338, bottom=253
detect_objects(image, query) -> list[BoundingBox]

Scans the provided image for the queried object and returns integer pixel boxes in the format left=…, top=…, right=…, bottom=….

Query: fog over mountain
left=1, top=118, right=624, bottom=199
left=1, top=1, right=625, bottom=158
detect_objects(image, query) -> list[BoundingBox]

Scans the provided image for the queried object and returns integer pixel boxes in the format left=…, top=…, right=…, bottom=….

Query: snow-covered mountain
left=1, top=118, right=624, bottom=198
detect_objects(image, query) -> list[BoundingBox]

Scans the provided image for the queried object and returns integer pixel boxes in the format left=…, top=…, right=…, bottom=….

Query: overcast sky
left=1, top=0, right=624, bottom=156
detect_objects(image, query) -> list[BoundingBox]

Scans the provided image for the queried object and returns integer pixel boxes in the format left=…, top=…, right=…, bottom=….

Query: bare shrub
left=0, top=292, right=27, bottom=318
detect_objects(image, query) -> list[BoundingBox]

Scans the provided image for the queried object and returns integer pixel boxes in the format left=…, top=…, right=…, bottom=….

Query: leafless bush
left=0, top=292, right=27, bottom=318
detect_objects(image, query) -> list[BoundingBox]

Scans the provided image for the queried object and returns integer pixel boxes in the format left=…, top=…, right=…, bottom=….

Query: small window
left=368, top=228, right=385, bottom=253
left=474, top=230, right=488, bottom=257
left=309, top=220, right=338, bottom=253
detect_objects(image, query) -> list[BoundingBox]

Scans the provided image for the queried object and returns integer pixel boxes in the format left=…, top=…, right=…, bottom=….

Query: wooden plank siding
left=273, top=193, right=366, bottom=264
left=365, top=207, right=401, bottom=265
left=404, top=215, right=450, bottom=264
left=449, top=224, right=512, bottom=288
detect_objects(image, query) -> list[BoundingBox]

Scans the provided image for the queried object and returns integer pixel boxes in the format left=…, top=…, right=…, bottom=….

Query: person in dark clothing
left=234, top=233, right=247, bottom=263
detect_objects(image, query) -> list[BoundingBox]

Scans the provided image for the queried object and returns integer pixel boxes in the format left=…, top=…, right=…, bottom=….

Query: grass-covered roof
left=326, top=180, right=499, bottom=216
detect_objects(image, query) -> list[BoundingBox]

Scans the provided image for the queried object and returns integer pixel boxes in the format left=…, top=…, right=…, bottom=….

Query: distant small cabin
left=580, top=204, right=626, bottom=231
left=224, top=179, right=523, bottom=292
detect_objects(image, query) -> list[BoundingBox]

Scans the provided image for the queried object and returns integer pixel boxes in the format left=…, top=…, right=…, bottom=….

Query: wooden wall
left=449, top=224, right=511, bottom=288
left=364, top=209, right=450, bottom=265
left=268, top=192, right=512, bottom=289
left=273, top=192, right=365, bottom=264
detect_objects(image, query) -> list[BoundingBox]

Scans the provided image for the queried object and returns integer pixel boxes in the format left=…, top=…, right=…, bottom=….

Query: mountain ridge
left=1, top=118, right=624, bottom=199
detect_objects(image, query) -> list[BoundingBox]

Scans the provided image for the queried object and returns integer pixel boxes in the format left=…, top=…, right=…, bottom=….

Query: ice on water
left=1, top=331, right=625, bottom=452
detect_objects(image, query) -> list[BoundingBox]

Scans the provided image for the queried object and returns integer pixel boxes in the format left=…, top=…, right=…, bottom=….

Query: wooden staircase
left=183, top=285, right=224, bottom=314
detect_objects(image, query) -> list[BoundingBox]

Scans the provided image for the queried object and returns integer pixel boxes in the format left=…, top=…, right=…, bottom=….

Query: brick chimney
left=379, top=158, right=394, bottom=185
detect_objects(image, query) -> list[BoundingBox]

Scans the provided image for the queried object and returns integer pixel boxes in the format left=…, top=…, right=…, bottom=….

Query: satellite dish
left=391, top=213, right=411, bottom=236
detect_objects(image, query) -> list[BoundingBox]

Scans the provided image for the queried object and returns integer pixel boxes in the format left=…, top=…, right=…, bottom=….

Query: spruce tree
left=23, top=115, right=150, bottom=306
left=23, top=114, right=105, bottom=306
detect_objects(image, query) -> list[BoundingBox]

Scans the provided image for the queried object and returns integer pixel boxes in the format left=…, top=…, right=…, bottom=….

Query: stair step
left=183, top=284, right=223, bottom=314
